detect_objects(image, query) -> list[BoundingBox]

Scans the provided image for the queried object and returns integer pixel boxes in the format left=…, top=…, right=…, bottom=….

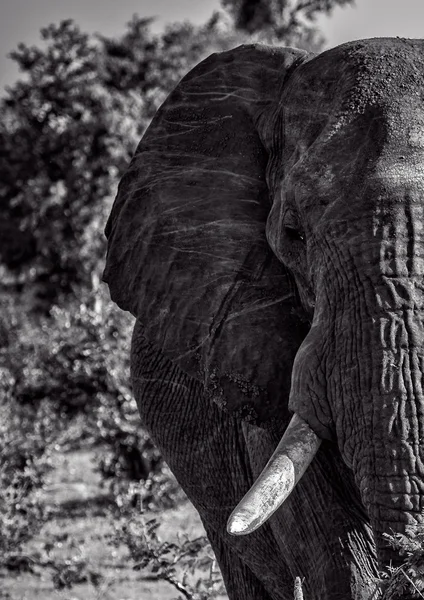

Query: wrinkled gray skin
left=103, top=38, right=424, bottom=599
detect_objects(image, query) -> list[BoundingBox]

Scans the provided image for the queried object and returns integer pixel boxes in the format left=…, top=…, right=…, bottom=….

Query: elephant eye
left=284, top=226, right=305, bottom=243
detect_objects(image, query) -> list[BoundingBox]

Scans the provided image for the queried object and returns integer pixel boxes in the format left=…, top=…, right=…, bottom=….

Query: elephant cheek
left=288, top=325, right=335, bottom=442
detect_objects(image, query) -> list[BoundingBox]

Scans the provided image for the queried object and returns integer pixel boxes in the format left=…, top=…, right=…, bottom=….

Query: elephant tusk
left=227, top=414, right=322, bottom=536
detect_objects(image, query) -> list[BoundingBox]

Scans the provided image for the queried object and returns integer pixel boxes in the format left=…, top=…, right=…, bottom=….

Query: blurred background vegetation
left=0, top=1, right=354, bottom=597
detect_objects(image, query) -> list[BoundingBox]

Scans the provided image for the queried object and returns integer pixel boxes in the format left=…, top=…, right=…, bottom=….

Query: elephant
left=103, top=37, right=424, bottom=599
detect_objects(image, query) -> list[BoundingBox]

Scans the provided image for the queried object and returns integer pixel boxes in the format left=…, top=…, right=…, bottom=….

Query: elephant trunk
left=290, top=243, right=424, bottom=565
left=354, top=443, right=424, bottom=564
left=329, top=280, right=424, bottom=566
left=228, top=292, right=424, bottom=563
left=298, top=185, right=424, bottom=564
left=349, top=317, right=424, bottom=563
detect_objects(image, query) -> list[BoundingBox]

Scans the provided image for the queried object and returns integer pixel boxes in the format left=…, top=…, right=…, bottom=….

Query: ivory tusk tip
left=227, top=513, right=257, bottom=536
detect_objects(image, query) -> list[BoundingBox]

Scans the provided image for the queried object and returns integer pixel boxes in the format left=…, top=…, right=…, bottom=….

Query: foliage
left=111, top=516, right=226, bottom=599
left=221, top=0, right=354, bottom=44
left=0, top=396, right=53, bottom=570
left=380, top=523, right=424, bottom=599
left=0, top=293, right=57, bottom=569
left=0, top=285, right=185, bottom=516
left=0, top=20, right=136, bottom=308
left=1, top=289, right=127, bottom=416
left=50, top=557, right=103, bottom=591
left=1, top=285, right=170, bottom=472
left=0, top=15, right=245, bottom=310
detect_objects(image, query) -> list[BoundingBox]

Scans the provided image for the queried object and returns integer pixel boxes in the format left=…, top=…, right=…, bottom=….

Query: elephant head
left=103, top=38, right=424, bottom=571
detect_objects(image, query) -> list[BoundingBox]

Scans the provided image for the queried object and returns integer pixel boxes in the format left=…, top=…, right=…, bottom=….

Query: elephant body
left=104, top=39, right=424, bottom=598
left=131, top=323, right=378, bottom=599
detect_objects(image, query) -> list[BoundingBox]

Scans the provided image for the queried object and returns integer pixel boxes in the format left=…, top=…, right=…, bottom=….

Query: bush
left=380, top=522, right=424, bottom=599
left=0, top=286, right=182, bottom=499
left=0, top=397, right=53, bottom=570
left=111, top=515, right=227, bottom=600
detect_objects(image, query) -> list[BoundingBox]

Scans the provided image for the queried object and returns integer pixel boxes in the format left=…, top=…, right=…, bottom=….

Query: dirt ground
left=0, top=449, right=228, bottom=600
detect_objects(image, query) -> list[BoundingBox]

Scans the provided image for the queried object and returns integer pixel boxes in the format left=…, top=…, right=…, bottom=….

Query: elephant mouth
left=227, top=413, right=321, bottom=535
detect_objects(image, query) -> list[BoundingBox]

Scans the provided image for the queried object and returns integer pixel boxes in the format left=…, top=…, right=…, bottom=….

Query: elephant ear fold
left=103, top=44, right=311, bottom=426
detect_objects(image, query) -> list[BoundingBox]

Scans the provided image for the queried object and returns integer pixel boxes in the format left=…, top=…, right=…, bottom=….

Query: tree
left=0, top=20, right=137, bottom=307
left=0, top=15, right=248, bottom=310
left=221, top=0, right=354, bottom=45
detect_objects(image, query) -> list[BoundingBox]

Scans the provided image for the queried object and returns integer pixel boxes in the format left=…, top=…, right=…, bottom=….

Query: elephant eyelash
left=284, top=226, right=305, bottom=242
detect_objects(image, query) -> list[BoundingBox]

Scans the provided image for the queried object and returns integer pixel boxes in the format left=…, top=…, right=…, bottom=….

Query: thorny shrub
left=111, top=515, right=227, bottom=600
left=380, top=521, right=424, bottom=599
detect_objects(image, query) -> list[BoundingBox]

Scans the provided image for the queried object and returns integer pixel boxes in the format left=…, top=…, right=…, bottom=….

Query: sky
left=1, top=0, right=424, bottom=91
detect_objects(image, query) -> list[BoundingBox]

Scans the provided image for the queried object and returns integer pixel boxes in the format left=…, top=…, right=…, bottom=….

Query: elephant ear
left=103, top=44, right=311, bottom=427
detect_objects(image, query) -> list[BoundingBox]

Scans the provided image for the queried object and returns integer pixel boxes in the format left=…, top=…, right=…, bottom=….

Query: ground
left=0, top=448, right=228, bottom=600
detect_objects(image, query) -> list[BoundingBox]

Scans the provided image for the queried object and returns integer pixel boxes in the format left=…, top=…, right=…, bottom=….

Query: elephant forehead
left=280, top=38, right=424, bottom=155
left=337, top=38, right=424, bottom=115
left=294, top=104, right=424, bottom=190
left=276, top=40, right=424, bottom=220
